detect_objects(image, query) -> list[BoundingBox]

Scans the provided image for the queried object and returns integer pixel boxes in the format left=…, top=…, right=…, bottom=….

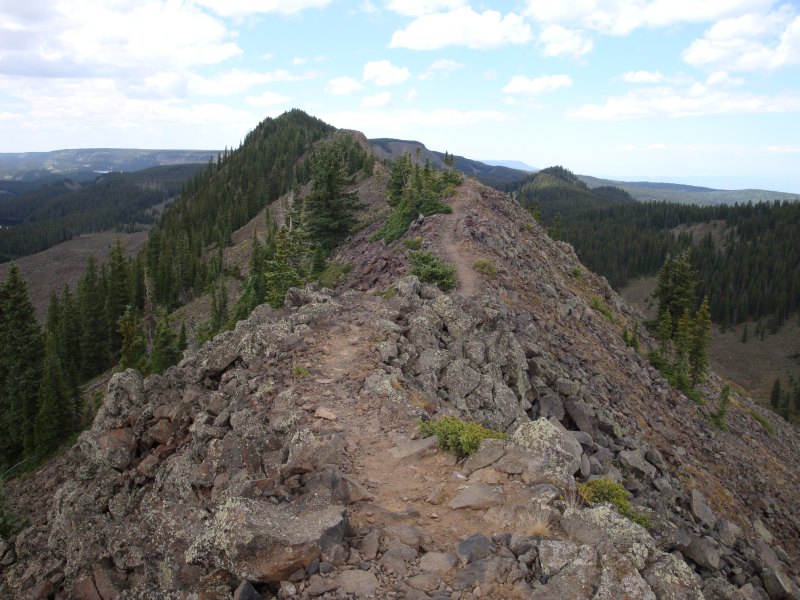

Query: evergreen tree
left=673, top=308, right=692, bottom=390
left=770, top=377, right=782, bottom=409
left=264, top=229, right=302, bottom=308
left=689, top=297, right=712, bottom=386
left=106, top=239, right=130, bottom=357
left=0, top=265, right=44, bottom=464
left=149, top=314, right=181, bottom=374
left=657, top=309, right=672, bottom=354
left=78, top=255, right=108, bottom=378
left=305, top=141, right=359, bottom=252
left=118, top=306, right=147, bottom=372
left=34, top=332, right=71, bottom=456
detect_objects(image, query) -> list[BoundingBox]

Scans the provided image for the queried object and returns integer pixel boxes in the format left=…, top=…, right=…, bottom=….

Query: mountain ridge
left=1, top=114, right=799, bottom=599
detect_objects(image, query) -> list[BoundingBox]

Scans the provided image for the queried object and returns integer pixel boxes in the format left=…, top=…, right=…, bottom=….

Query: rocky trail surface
left=2, top=175, right=800, bottom=600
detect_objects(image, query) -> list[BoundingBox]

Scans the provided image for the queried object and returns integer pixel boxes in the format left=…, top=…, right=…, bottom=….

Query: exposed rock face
left=2, top=173, right=800, bottom=599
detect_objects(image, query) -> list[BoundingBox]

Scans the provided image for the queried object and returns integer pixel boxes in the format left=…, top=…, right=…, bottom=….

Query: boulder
left=684, top=535, right=721, bottom=571
left=690, top=490, right=717, bottom=530
left=337, top=570, right=378, bottom=597
left=79, top=428, right=137, bottom=470
left=503, top=418, right=582, bottom=484
left=186, top=497, right=346, bottom=583
left=641, top=551, right=704, bottom=600
left=457, top=533, right=496, bottom=564
left=448, top=484, right=504, bottom=510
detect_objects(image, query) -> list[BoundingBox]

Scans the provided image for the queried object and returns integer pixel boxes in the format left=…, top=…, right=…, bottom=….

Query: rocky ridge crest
left=2, top=175, right=799, bottom=600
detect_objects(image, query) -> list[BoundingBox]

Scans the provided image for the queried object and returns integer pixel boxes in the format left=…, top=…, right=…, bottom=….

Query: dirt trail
left=432, top=182, right=481, bottom=297
left=289, top=296, right=530, bottom=561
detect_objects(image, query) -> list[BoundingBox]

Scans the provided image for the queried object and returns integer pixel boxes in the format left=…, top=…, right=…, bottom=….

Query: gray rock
left=448, top=484, right=504, bottom=510
left=763, top=568, right=796, bottom=600
left=389, top=436, right=438, bottom=460
left=186, top=497, right=346, bottom=583
left=716, top=519, right=743, bottom=547
left=537, top=394, right=564, bottom=421
left=595, top=544, right=656, bottom=600
left=703, top=579, right=748, bottom=600
left=462, top=438, right=506, bottom=475
left=457, top=533, right=496, bottom=564
left=641, top=551, right=704, bottom=600
left=361, top=530, right=380, bottom=561
left=441, top=359, right=481, bottom=400
left=531, top=545, right=599, bottom=600
left=233, top=580, right=262, bottom=600
left=337, top=570, right=379, bottom=597
left=618, top=448, right=657, bottom=479
left=691, top=490, right=717, bottom=530
left=418, top=552, right=458, bottom=574
left=740, top=583, right=772, bottom=600
left=406, top=572, right=444, bottom=592
left=563, top=397, right=598, bottom=437
left=580, top=452, right=591, bottom=477
left=684, top=536, right=721, bottom=571
left=79, top=428, right=137, bottom=470
left=507, top=418, right=582, bottom=483
left=538, top=540, right=580, bottom=577
left=753, top=519, right=774, bottom=544
left=555, top=378, right=579, bottom=396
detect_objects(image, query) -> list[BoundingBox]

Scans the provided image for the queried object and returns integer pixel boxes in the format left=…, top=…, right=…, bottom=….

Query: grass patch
left=520, top=504, right=556, bottom=538
left=410, top=250, right=457, bottom=291
left=403, top=236, right=423, bottom=251
left=473, top=258, right=497, bottom=277
left=381, top=287, right=397, bottom=300
left=571, top=266, right=582, bottom=277
left=590, top=296, right=613, bottom=321
left=749, top=409, right=774, bottom=434
left=577, top=478, right=652, bottom=528
left=318, top=262, right=352, bottom=288
left=419, top=416, right=508, bottom=458
left=292, top=364, right=309, bottom=378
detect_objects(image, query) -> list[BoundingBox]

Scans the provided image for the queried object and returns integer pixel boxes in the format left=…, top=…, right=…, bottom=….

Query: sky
left=1, top=1, right=799, bottom=192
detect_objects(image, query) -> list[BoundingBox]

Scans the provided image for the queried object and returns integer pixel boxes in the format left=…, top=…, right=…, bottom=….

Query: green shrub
left=410, top=251, right=457, bottom=291
left=590, top=296, right=613, bottom=321
left=577, top=478, right=652, bottom=528
left=749, top=409, right=773, bottom=434
left=318, top=262, right=352, bottom=288
left=292, top=364, right=309, bottom=378
left=571, top=266, right=582, bottom=277
left=0, top=485, right=23, bottom=538
left=710, top=385, right=731, bottom=431
left=473, top=258, right=497, bottom=277
left=381, top=287, right=397, bottom=299
left=404, top=236, right=423, bottom=251
left=419, top=416, right=509, bottom=457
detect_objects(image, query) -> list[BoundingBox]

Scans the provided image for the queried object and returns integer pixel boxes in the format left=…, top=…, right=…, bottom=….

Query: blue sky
left=1, top=1, right=799, bottom=191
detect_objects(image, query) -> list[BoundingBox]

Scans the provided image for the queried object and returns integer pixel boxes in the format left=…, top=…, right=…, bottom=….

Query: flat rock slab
left=418, top=552, right=458, bottom=574
left=389, top=436, right=438, bottom=460
left=337, top=570, right=379, bottom=597
left=448, top=484, right=504, bottom=510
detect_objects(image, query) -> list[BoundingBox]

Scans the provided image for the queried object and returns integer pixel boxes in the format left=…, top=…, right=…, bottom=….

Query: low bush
left=419, top=416, right=508, bottom=457
left=318, top=262, right=352, bottom=288
left=403, top=236, right=423, bottom=251
left=410, top=251, right=457, bottom=291
left=577, top=477, right=651, bottom=528
left=473, top=258, right=497, bottom=277
left=590, top=296, right=613, bottom=321
left=749, top=409, right=773, bottom=434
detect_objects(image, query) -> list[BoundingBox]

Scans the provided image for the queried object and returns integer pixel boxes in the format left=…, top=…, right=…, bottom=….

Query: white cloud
left=360, top=1, right=379, bottom=13
left=361, top=91, right=392, bottom=107
left=569, top=85, right=800, bottom=120
left=325, top=76, right=364, bottom=95
left=767, top=145, right=800, bottom=154
left=419, top=58, right=464, bottom=80
left=503, top=74, right=572, bottom=95
left=245, top=91, right=291, bottom=106
left=292, top=57, right=308, bottom=65
left=192, top=0, right=332, bottom=17
left=363, top=60, right=410, bottom=85
left=0, top=1, right=241, bottom=80
left=320, top=108, right=508, bottom=133
left=405, top=88, right=419, bottom=100
left=539, top=25, right=593, bottom=59
left=188, top=69, right=312, bottom=96
left=384, top=0, right=467, bottom=17
left=706, top=70, right=744, bottom=86
left=683, top=10, right=800, bottom=71
left=621, top=70, right=665, bottom=83
left=523, top=0, right=773, bottom=36
left=390, top=7, right=532, bottom=50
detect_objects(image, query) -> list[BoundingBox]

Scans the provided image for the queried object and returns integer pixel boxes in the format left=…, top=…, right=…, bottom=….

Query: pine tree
left=657, top=309, right=672, bottom=354
left=106, top=239, right=130, bottom=357
left=149, top=314, right=181, bottom=374
left=118, top=306, right=146, bottom=372
left=34, top=332, right=71, bottom=456
left=770, top=377, right=782, bottom=409
left=265, top=229, right=302, bottom=308
left=0, top=265, right=44, bottom=464
left=689, top=296, right=712, bottom=387
left=78, top=256, right=108, bottom=378
left=673, top=308, right=692, bottom=390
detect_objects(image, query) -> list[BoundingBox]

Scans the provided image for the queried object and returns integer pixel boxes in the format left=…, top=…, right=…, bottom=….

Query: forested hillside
left=506, top=166, right=800, bottom=330
left=0, top=164, right=204, bottom=261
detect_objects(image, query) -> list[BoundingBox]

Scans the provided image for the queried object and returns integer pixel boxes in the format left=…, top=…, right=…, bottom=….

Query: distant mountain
left=580, top=175, right=800, bottom=205
left=0, top=148, right=218, bottom=181
left=480, top=159, right=538, bottom=172
left=369, top=138, right=528, bottom=188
